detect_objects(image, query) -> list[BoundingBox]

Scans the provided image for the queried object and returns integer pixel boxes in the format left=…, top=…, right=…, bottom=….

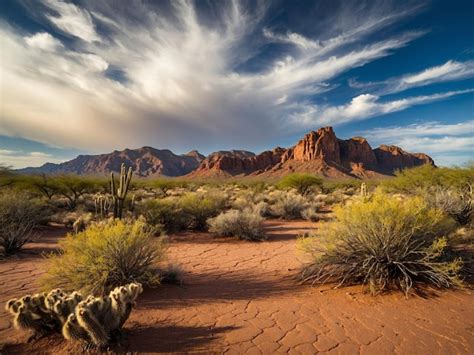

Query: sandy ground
left=1, top=221, right=473, bottom=354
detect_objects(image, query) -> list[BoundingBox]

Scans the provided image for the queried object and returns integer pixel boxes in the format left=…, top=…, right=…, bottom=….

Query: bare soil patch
left=1, top=221, right=473, bottom=354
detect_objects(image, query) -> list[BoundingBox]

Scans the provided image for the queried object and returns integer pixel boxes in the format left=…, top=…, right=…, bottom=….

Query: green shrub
left=208, top=208, right=266, bottom=241
left=41, top=219, right=166, bottom=295
left=300, top=192, right=461, bottom=295
left=0, top=192, right=45, bottom=256
left=277, top=173, right=323, bottom=196
left=178, top=192, right=225, bottom=231
left=383, top=164, right=473, bottom=193
left=138, top=198, right=186, bottom=233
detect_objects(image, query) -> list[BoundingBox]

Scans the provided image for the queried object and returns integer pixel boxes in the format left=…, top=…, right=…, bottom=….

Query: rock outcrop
left=17, top=127, right=434, bottom=178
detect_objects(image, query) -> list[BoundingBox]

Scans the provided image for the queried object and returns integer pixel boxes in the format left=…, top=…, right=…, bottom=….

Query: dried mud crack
left=0, top=221, right=473, bottom=354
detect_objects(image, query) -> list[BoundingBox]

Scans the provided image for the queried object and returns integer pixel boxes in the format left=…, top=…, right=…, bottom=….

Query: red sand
left=1, top=221, right=473, bottom=354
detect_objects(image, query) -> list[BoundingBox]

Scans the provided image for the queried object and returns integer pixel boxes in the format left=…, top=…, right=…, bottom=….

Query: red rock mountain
left=188, top=127, right=434, bottom=178
left=18, top=127, right=434, bottom=178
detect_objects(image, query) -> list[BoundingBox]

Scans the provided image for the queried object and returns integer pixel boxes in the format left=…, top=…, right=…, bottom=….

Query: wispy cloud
left=359, top=121, right=474, bottom=166
left=0, top=149, right=62, bottom=168
left=290, top=89, right=474, bottom=128
left=0, top=0, right=470, bottom=157
left=42, top=0, right=100, bottom=42
left=350, top=60, right=474, bottom=94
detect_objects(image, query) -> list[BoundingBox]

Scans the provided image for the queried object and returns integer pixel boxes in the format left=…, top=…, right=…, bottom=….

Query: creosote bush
left=138, top=192, right=226, bottom=232
left=41, top=219, right=166, bottom=295
left=277, top=173, right=323, bottom=196
left=208, top=207, right=266, bottom=241
left=0, top=192, right=45, bottom=256
left=300, top=192, right=462, bottom=295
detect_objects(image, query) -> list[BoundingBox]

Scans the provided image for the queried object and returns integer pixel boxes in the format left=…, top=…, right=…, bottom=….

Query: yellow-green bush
left=382, top=164, right=473, bottom=193
left=41, top=219, right=166, bottom=295
left=300, top=191, right=462, bottom=295
left=277, top=173, right=323, bottom=196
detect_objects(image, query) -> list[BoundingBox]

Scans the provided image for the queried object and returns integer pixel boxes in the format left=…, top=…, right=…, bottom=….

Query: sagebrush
left=300, top=192, right=462, bottom=295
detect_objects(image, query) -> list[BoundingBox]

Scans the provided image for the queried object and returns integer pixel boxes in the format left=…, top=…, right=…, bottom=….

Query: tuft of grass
left=41, top=218, right=166, bottom=295
left=300, top=191, right=462, bottom=296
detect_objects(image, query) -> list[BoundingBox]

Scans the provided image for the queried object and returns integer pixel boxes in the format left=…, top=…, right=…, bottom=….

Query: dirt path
left=1, top=221, right=473, bottom=354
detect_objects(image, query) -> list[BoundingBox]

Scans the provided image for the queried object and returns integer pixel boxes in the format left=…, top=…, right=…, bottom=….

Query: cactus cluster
left=111, top=163, right=133, bottom=219
left=5, top=283, right=142, bottom=347
left=94, top=194, right=111, bottom=218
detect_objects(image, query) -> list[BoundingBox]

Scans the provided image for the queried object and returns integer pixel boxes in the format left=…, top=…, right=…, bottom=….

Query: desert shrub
left=208, top=207, right=266, bottom=241
left=301, top=207, right=320, bottom=222
left=300, top=192, right=461, bottom=295
left=270, top=191, right=309, bottom=219
left=426, top=186, right=472, bottom=225
left=55, top=175, right=101, bottom=210
left=0, top=192, right=45, bottom=256
left=383, top=164, right=474, bottom=193
left=138, top=198, right=185, bottom=233
left=41, top=219, right=166, bottom=295
left=277, top=173, right=323, bottom=196
left=178, top=192, right=225, bottom=231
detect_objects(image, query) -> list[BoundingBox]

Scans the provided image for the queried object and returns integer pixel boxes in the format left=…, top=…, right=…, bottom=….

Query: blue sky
left=0, top=0, right=473, bottom=168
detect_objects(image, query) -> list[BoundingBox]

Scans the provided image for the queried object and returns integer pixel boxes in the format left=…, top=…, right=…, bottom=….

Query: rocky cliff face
left=18, top=127, right=434, bottom=178
left=373, top=145, right=434, bottom=173
left=190, top=127, right=434, bottom=178
left=189, top=149, right=287, bottom=177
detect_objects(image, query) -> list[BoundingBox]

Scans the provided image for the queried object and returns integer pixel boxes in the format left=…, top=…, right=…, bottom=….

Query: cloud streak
left=359, top=121, right=474, bottom=166
left=0, top=0, right=472, bottom=158
left=350, top=60, right=474, bottom=94
left=289, top=89, right=474, bottom=128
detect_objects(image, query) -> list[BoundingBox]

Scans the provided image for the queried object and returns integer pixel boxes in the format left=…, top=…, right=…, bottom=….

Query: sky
left=0, top=0, right=473, bottom=169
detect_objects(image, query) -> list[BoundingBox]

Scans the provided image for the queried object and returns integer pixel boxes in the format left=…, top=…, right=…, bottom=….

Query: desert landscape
left=1, top=0, right=474, bottom=354
left=1, top=127, right=473, bottom=353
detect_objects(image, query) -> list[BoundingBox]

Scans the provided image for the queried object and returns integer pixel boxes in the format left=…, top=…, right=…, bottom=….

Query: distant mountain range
left=17, top=127, right=434, bottom=178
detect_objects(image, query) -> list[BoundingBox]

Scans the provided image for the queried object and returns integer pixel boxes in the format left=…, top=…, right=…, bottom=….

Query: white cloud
left=0, top=149, right=63, bottom=168
left=292, top=90, right=474, bottom=127
left=362, top=120, right=474, bottom=139
left=0, top=1, right=470, bottom=156
left=350, top=60, right=474, bottom=94
left=43, top=0, right=100, bottom=43
left=24, top=32, right=63, bottom=51
left=358, top=121, right=474, bottom=166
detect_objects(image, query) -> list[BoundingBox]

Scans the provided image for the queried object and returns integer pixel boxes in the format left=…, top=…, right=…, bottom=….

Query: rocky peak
left=292, top=126, right=341, bottom=164
left=183, top=150, right=205, bottom=162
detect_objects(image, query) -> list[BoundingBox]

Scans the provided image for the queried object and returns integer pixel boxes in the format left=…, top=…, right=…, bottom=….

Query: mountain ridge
left=17, top=127, right=434, bottom=178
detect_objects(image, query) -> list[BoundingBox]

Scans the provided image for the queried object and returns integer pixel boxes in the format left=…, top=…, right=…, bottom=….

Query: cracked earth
left=1, top=221, right=473, bottom=354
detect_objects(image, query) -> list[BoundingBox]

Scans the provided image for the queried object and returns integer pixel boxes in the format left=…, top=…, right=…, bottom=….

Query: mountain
left=17, top=127, right=434, bottom=178
left=17, top=147, right=204, bottom=177
left=188, top=127, right=433, bottom=178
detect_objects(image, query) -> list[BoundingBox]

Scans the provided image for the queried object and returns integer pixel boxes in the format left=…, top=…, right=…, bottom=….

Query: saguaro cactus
left=110, top=164, right=133, bottom=219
